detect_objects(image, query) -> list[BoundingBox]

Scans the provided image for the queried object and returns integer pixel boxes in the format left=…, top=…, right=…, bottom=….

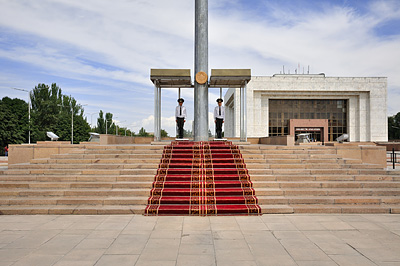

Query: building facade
left=224, top=74, right=387, bottom=142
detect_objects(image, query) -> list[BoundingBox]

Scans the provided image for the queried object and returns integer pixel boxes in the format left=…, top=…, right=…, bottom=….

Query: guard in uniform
left=175, top=98, right=186, bottom=139
left=214, top=98, right=225, bottom=139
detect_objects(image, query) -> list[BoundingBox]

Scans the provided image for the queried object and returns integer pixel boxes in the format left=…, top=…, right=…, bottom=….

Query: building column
left=240, top=82, right=247, bottom=141
left=154, top=84, right=161, bottom=141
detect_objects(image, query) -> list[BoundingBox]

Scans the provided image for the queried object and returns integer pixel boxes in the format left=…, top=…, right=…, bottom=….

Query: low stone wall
left=376, top=142, right=400, bottom=151
left=8, top=141, right=90, bottom=165
left=259, top=135, right=295, bottom=146
left=333, top=143, right=387, bottom=168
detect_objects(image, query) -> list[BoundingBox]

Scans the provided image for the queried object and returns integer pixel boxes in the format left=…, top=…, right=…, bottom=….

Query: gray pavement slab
left=0, top=214, right=399, bottom=265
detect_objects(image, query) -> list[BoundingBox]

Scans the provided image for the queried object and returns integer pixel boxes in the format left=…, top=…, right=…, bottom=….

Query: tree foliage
left=161, top=129, right=169, bottom=137
left=96, top=110, right=115, bottom=134
left=138, top=127, right=149, bottom=137
left=388, top=112, right=400, bottom=140
left=0, top=97, right=29, bottom=150
left=28, top=83, right=90, bottom=143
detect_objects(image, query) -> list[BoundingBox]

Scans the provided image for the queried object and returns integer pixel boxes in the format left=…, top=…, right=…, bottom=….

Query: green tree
left=0, top=97, right=29, bottom=151
left=138, top=127, right=149, bottom=137
left=388, top=112, right=400, bottom=140
left=29, top=83, right=90, bottom=143
left=161, top=129, right=169, bottom=137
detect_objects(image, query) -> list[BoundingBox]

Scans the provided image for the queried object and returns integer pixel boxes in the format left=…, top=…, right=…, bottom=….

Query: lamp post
left=11, top=88, right=31, bottom=144
left=115, top=120, right=126, bottom=136
left=58, top=103, right=87, bottom=144
left=87, top=112, right=97, bottom=128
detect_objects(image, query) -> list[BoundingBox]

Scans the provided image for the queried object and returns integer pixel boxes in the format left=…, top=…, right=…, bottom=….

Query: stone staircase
left=241, top=145, right=400, bottom=214
left=0, top=143, right=399, bottom=215
left=0, top=145, right=162, bottom=214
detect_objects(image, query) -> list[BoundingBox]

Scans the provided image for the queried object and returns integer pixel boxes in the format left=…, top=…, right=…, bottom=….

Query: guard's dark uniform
left=175, top=98, right=186, bottom=139
left=214, top=98, right=225, bottom=139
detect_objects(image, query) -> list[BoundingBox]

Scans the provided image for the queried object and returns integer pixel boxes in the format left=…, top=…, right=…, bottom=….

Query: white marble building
left=224, top=74, right=388, bottom=142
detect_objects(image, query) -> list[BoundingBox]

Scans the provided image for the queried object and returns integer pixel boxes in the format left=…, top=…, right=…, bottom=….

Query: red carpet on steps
left=145, top=141, right=261, bottom=216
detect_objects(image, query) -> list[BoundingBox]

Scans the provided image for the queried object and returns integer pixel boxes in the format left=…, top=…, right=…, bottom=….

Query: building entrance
left=294, top=127, right=322, bottom=142
left=289, top=119, right=328, bottom=143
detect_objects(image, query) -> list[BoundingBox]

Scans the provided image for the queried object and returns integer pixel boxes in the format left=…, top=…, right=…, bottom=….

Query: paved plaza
left=0, top=214, right=399, bottom=266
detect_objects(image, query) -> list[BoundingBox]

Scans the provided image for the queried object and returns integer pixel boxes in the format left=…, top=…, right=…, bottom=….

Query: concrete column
left=240, top=82, right=247, bottom=141
left=194, top=0, right=208, bottom=141
left=153, top=84, right=161, bottom=141
left=158, top=86, right=161, bottom=140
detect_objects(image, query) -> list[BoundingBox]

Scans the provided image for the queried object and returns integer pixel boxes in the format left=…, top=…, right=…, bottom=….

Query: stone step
left=248, top=169, right=387, bottom=175
left=0, top=174, right=156, bottom=182
left=0, top=188, right=149, bottom=197
left=252, top=181, right=400, bottom=188
left=0, top=205, right=145, bottom=215
left=85, top=145, right=164, bottom=150
left=10, top=163, right=158, bottom=170
left=0, top=196, right=149, bottom=205
left=257, top=196, right=400, bottom=205
left=82, top=149, right=163, bottom=154
left=31, top=158, right=161, bottom=164
left=0, top=181, right=152, bottom=189
left=254, top=188, right=400, bottom=197
left=2, top=169, right=157, bottom=175
left=50, top=154, right=162, bottom=159
left=289, top=204, right=399, bottom=214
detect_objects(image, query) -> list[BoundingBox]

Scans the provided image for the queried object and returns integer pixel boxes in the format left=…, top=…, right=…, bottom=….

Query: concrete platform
left=0, top=214, right=399, bottom=265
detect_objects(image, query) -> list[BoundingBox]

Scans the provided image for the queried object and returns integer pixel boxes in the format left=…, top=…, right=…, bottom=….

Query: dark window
left=268, top=99, right=348, bottom=140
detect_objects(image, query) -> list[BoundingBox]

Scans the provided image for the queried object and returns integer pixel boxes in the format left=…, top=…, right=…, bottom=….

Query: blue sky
left=1, top=0, right=399, bottom=136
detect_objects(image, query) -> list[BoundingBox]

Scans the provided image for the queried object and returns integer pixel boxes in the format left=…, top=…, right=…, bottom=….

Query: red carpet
left=145, top=141, right=261, bottom=216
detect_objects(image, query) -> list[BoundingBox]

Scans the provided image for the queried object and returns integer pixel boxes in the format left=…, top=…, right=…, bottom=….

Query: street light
left=115, top=120, right=126, bottom=135
left=11, top=88, right=31, bottom=144
left=86, top=112, right=97, bottom=128
left=58, top=103, right=87, bottom=144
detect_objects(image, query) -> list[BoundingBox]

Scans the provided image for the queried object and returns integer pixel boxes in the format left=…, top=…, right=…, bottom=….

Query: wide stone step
left=0, top=174, right=155, bottom=182
left=0, top=205, right=145, bottom=215
left=250, top=174, right=398, bottom=182
left=0, top=188, right=149, bottom=197
left=83, top=149, right=163, bottom=154
left=290, top=204, right=399, bottom=214
left=248, top=169, right=388, bottom=175
left=9, top=163, right=158, bottom=170
left=0, top=181, right=152, bottom=189
left=0, top=196, right=149, bottom=205
left=252, top=181, right=400, bottom=188
left=32, top=158, right=161, bottom=164
left=51, top=154, right=162, bottom=159
left=257, top=196, right=400, bottom=205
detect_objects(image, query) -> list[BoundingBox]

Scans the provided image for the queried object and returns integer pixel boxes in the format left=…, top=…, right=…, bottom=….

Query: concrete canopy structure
left=150, top=69, right=192, bottom=141
left=209, top=69, right=251, bottom=88
left=150, top=69, right=251, bottom=141
left=150, top=69, right=192, bottom=88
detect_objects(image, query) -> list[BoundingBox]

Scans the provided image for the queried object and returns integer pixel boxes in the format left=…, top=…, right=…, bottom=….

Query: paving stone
left=150, top=230, right=182, bottom=239
left=139, top=247, right=179, bottom=261
left=35, top=235, right=86, bottom=255
left=177, top=254, right=216, bottom=266
left=181, top=232, right=213, bottom=245
left=216, top=248, right=254, bottom=261
left=179, top=244, right=214, bottom=255
left=105, top=234, right=149, bottom=255
left=329, top=254, right=377, bottom=266
left=74, top=238, right=114, bottom=249
left=213, top=230, right=244, bottom=240
left=134, top=260, right=176, bottom=266
left=61, top=248, right=105, bottom=261
left=95, top=254, right=139, bottom=266
left=11, top=254, right=62, bottom=266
